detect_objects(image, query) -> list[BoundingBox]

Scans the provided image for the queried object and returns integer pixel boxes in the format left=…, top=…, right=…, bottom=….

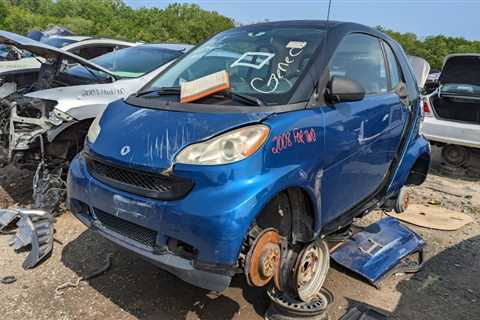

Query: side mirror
left=325, top=76, right=365, bottom=104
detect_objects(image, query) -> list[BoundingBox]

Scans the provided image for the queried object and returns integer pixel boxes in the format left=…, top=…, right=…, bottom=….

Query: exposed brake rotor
left=245, top=228, right=282, bottom=287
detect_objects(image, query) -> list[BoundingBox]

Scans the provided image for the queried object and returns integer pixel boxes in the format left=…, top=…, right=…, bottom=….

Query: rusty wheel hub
left=245, top=229, right=281, bottom=287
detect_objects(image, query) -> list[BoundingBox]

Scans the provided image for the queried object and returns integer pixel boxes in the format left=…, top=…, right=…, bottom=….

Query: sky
left=124, top=0, right=480, bottom=41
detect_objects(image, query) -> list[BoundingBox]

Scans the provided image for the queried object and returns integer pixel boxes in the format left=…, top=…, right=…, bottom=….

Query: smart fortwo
left=68, top=21, right=431, bottom=302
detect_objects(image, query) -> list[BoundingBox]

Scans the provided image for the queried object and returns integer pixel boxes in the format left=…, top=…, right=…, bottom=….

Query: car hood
left=439, top=54, right=480, bottom=85
left=88, top=99, right=273, bottom=170
left=0, top=30, right=115, bottom=77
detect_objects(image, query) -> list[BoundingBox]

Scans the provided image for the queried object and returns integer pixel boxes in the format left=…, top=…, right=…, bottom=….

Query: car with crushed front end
left=68, top=21, right=431, bottom=302
left=422, top=54, right=480, bottom=167
left=0, top=31, right=191, bottom=172
left=0, top=32, right=138, bottom=98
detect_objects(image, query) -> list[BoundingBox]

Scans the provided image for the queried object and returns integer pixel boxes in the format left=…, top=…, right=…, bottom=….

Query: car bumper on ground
left=422, top=117, right=480, bottom=149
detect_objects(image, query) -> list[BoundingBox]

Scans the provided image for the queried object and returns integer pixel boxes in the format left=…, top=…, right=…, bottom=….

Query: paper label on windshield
left=180, top=70, right=230, bottom=104
left=286, top=41, right=307, bottom=49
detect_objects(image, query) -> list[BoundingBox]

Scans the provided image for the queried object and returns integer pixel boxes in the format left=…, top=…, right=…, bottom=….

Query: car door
left=321, top=34, right=407, bottom=223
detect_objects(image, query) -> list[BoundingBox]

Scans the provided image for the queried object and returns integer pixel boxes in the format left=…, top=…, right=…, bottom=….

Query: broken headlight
left=175, top=124, right=270, bottom=165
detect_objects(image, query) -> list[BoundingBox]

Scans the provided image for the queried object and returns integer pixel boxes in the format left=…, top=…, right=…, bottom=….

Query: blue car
left=67, top=21, right=430, bottom=302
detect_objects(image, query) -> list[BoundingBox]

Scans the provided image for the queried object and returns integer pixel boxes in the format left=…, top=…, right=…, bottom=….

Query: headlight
left=87, top=112, right=103, bottom=144
left=175, top=124, right=270, bottom=165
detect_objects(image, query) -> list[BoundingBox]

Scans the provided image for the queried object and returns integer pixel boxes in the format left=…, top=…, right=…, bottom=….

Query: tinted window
left=330, top=34, right=388, bottom=95
left=383, top=42, right=403, bottom=88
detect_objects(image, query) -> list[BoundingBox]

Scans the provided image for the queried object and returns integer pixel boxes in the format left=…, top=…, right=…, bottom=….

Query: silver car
left=0, top=30, right=191, bottom=170
left=422, top=54, right=480, bottom=167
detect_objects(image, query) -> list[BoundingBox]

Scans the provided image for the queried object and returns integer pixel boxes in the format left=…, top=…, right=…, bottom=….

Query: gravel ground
left=0, top=146, right=479, bottom=320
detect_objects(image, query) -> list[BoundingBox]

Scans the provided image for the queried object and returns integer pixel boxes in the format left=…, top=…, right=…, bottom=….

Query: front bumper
left=68, top=152, right=266, bottom=291
left=421, top=116, right=480, bottom=149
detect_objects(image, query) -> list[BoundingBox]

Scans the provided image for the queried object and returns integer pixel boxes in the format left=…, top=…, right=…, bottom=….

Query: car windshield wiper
left=136, top=86, right=181, bottom=97
left=135, top=87, right=265, bottom=106
left=214, top=90, right=265, bottom=106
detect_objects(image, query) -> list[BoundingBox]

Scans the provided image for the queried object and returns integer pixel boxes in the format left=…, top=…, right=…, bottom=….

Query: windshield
left=40, top=37, right=79, bottom=48
left=143, top=27, right=326, bottom=105
left=442, top=83, right=480, bottom=96
left=89, top=46, right=180, bottom=78
left=64, top=46, right=180, bottom=80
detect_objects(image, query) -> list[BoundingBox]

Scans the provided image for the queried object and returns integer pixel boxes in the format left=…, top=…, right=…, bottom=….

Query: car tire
left=441, top=144, right=470, bottom=168
left=394, top=187, right=409, bottom=213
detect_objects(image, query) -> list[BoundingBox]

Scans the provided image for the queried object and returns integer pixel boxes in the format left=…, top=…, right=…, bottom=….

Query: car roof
left=49, top=35, right=91, bottom=42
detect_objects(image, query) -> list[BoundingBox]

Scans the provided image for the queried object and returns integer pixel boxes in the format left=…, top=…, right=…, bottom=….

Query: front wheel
left=294, top=239, right=330, bottom=302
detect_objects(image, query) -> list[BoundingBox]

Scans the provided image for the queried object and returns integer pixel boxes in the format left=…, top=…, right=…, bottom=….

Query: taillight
left=422, top=98, right=432, bottom=116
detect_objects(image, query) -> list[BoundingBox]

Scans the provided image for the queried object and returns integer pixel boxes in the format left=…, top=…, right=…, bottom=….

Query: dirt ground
left=0, top=146, right=479, bottom=320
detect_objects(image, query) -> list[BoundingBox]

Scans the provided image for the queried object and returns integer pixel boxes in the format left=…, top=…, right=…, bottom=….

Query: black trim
left=125, top=95, right=308, bottom=113
left=85, top=153, right=194, bottom=200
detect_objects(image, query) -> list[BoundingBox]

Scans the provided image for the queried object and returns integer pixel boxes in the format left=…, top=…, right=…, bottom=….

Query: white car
left=0, top=34, right=138, bottom=98
left=0, top=30, right=191, bottom=170
left=422, top=54, right=480, bottom=167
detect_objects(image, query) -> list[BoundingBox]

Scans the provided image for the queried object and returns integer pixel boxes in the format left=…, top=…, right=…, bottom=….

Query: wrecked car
left=422, top=54, right=480, bottom=167
left=68, top=21, right=430, bottom=302
left=0, top=31, right=138, bottom=98
left=0, top=31, right=192, bottom=173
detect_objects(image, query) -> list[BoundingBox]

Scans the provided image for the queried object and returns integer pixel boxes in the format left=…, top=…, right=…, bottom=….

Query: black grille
left=95, top=209, right=157, bottom=248
left=85, top=154, right=194, bottom=200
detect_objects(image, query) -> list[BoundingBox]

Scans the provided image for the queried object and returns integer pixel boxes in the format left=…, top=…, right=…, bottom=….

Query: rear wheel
left=394, top=187, right=409, bottom=213
left=441, top=144, right=470, bottom=167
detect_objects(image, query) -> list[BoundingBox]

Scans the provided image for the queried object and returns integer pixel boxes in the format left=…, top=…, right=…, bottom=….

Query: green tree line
left=0, top=0, right=235, bottom=44
left=379, top=27, right=480, bottom=70
left=0, top=0, right=479, bottom=70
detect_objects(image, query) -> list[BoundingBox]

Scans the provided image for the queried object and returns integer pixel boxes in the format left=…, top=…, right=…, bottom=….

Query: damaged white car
left=0, top=33, right=138, bottom=98
left=422, top=54, right=480, bottom=167
left=0, top=30, right=192, bottom=172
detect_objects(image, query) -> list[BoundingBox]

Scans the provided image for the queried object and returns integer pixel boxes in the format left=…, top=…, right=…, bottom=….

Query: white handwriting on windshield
left=250, top=42, right=307, bottom=94
left=230, top=52, right=275, bottom=70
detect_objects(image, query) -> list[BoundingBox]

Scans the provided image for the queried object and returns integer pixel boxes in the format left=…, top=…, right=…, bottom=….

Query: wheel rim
left=442, top=145, right=468, bottom=167
left=295, top=239, right=330, bottom=302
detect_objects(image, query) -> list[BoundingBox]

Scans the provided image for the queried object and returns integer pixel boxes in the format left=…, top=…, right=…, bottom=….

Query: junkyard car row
left=1, top=18, right=477, bottom=313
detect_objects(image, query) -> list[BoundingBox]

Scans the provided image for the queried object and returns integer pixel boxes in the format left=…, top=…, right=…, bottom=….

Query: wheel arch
left=253, top=186, right=318, bottom=244
left=405, top=151, right=431, bottom=186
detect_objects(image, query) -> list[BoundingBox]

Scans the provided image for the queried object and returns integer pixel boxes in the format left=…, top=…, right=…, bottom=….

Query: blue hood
left=88, top=100, right=272, bottom=171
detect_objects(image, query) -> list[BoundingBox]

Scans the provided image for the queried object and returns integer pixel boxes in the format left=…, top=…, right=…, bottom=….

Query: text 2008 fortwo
left=68, top=21, right=430, bottom=302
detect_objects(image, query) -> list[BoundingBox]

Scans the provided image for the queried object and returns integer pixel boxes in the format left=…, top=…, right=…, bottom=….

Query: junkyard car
left=422, top=54, right=480, bottom=167
left=0, top=32, right=138, bottom=98
left=0, top=31, right=191, bottom=169
left=68, top=21, right=430, bottom=301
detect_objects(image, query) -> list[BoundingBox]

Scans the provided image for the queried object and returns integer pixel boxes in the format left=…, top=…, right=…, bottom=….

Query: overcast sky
left=124, top=0, right=480, bottom=40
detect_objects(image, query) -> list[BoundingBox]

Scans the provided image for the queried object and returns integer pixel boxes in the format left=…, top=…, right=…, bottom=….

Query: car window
left=70, top=45, right=118, bottom=60
left=143, top=27, right=326, bottom=105
left=383, top=41, right=404, bottom=89
left=89, top=46, right=180, bottom=78
left=60, top=57, right=112, bottom=83
left=330, top=34, right=388, bottom=95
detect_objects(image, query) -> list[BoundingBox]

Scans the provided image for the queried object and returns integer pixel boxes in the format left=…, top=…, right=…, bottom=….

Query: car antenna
left=326, top=0, right=333, bottom=23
